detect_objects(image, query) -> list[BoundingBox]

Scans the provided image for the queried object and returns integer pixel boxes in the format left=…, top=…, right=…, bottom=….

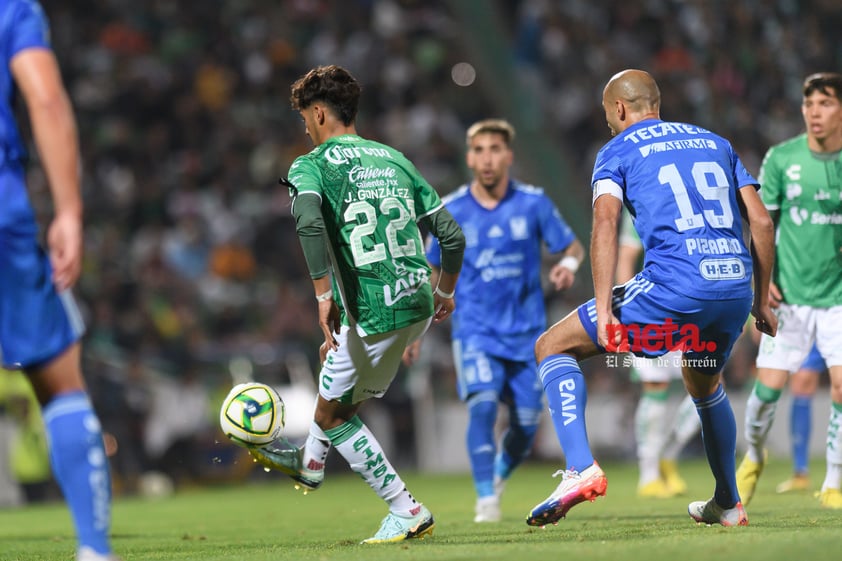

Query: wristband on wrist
left=434, top=286, right=454, bottom=299
left=558, top=255, right=581, bottom=274
left=316, top=289, right=333, bottom=302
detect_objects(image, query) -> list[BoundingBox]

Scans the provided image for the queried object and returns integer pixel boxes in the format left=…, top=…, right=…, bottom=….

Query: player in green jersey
left=737, top=72, right=842, bottom=509
left=249, top=65, right=465, bottom=543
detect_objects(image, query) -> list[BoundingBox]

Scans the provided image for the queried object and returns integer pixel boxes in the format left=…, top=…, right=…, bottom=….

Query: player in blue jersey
left=776, top=344, right=826, bottom=494
left=617, top=210, right=700, bottom=499
left=0, top=2, right=119, bottom=560
left=525, top=69, right=777, bottom=528
left=413, top=119, right=584, bottom=522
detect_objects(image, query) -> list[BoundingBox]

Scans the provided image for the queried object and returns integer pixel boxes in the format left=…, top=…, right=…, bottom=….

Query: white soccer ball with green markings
left=219, top=382, right=284, bottom=447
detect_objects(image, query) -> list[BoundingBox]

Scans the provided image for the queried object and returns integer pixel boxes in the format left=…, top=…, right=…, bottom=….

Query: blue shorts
left=452, top=339, right=543, bottom=409
left=800, top=344, right=826, bottom=373
left=577, top=275, right=750, bottom=375
left=0, top=219, right=84, bottom=369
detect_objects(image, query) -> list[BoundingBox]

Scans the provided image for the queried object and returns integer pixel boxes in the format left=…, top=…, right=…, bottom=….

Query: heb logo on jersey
left=383, top=267, right=430, bottom=307
left=699, top=257, right=745, bottom=280
left=605, top=318, right=716, bottom=354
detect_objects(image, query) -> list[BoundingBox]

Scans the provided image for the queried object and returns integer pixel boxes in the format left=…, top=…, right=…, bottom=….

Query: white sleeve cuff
left=592, top=179, right=623, bottom=206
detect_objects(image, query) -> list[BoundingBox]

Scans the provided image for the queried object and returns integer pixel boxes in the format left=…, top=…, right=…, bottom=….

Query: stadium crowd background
left=2, top=0, right=841, bottom=499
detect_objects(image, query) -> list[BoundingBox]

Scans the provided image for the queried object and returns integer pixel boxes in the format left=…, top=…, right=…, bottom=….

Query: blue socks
left=497, top=407, right=541, bottom=478
left=43, top=392, right=112, bottom=555
left=791, top=396, right=812, bottom=474
left=467, top=394, right=497, bottom=498
left=539, top=354, right=594, bottom=471
left=467, top=391, right=541, bottom=498
left=692, top=384, right=738, bottom=507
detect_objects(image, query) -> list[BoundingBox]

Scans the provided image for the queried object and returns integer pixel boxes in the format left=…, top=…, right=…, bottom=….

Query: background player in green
left=250, top=65, right=465, bottom=543
left=738, top=72, right=842, bottom=509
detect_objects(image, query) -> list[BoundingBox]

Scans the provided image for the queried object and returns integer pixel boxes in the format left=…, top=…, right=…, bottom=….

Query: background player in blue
left=413, top=119, right=584, bottom=522
left=777, top=344, right=827, bottom=494
left=525, top=69, right=777, bottom=528
left=0, top=2, right=118, bottom=560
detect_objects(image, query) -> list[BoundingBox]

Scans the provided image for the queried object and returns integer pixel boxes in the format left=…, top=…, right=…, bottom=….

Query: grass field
left=0, top=457, right=838, bottom=561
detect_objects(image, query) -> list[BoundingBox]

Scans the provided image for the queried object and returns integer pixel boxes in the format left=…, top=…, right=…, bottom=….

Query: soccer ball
left=219, top=382, right=284, bottom=447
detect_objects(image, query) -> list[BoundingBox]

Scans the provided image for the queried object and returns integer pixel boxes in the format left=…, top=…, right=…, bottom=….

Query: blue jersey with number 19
left=592, top=120, right=757, bottom=301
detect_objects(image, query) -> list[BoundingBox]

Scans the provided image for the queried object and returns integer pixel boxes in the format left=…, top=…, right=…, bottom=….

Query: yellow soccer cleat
left=817, top=488, right=842, bottom=509
left=775, top=474, right=811, bottom=494
left=735, top=450, right=766, bottom=506
left=660, top=459, right=688, bottom=496
left=637, top=478, right=675, bottom=499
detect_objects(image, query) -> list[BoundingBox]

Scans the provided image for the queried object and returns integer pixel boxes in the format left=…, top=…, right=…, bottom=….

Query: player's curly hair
left=290, top=65, right=361, bottom=125
left=803, top=72, right=842, bottom=101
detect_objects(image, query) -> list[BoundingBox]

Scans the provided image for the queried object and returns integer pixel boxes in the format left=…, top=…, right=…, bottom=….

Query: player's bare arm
left=737, top=184, right=777, bottom=336
left=312, top=274, right=341, bottom=351
left=762, top=209, right=784, bottom=308
left=11, top=48, right=82, bottom=291
left=591, top=194, right=623, bottom=348
left=615, top=243, right=642, bottom=284
left=549, top=238, right=585, bottom=291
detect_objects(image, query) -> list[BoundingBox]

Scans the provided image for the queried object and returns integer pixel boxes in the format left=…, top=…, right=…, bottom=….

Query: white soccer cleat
left=526, top=462, right=608, bottom=526
left=248, top=437, right=324, bottom=491
left=688, top=498, right=748, bottom=526
left=77, top=547, right=122, bottom=561
left=361, top=505, right=435, bottom=544
left=474, top=496, right=502, bottom=523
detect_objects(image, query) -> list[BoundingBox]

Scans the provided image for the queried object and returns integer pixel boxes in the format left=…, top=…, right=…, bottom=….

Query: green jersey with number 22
left=289, top=134, right=443, bottom=335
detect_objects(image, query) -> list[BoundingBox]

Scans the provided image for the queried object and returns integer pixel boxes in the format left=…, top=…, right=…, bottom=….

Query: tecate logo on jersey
left=605, top=318, right=716, bottom=354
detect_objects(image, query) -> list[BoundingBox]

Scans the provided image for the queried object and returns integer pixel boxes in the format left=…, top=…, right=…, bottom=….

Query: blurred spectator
left=143, top=360, right=212, bottom=487
left=1, top=369, right=53, bottom=505
left=90, top=355, right=152, bottom=495
left=0, top=370, right=25, bottom=507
